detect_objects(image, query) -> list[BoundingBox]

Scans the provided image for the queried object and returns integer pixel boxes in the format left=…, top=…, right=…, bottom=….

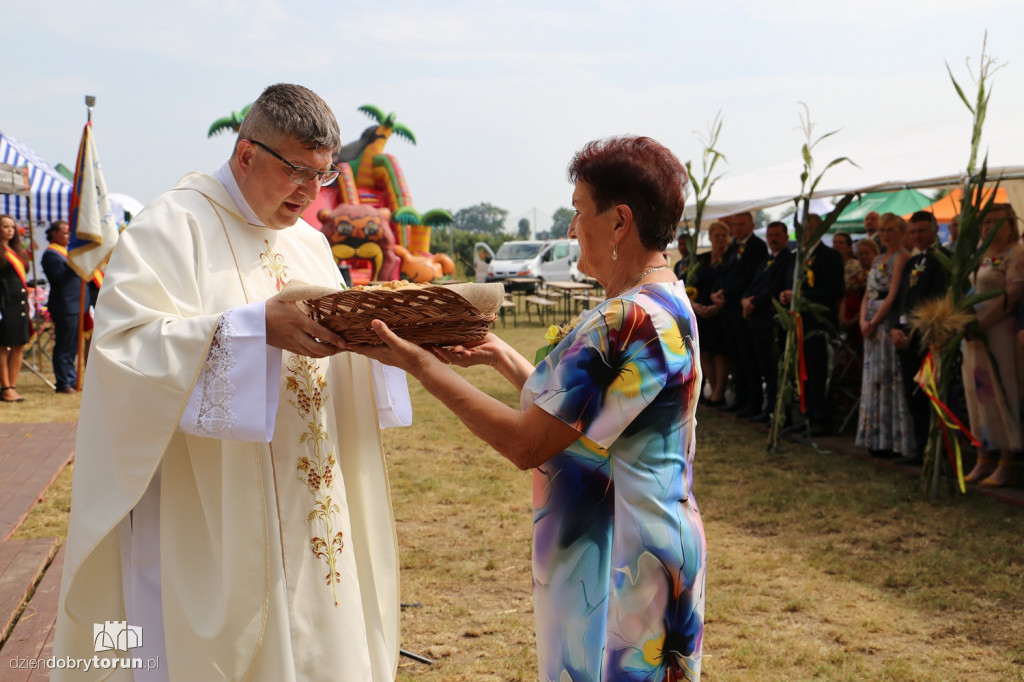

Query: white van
left=474, top=239, right=580, bottom=289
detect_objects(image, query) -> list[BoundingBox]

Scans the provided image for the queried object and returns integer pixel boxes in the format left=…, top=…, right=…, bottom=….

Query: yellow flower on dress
left=661, top=323, right=686, bottom=357
left=579, top=435, right=609, bottom=459
left=641, top=631, right=666, bottom=665
left=685, top=286, right=697, bottom=300
left=609, top=362, right=642, bottom=399
left=544, top=324, right=561, bottom=345
left=535, top=314, right=584, bottom=364
left=806, top=269, right=815, bottom=288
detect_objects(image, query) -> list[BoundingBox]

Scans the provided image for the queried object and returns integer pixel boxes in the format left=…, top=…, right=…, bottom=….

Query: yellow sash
left=5, top=246, right=27, bottom=288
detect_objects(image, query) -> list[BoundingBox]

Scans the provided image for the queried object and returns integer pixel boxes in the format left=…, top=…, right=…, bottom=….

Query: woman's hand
left=339, top=320, right=441, bottom=377
left=859, top=318, right=876, bottom=339
left=434, top=333, right=507, bottom=368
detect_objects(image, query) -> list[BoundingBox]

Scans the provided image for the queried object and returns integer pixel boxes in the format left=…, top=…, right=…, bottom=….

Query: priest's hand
left=265, top=295, right=345, bottom=358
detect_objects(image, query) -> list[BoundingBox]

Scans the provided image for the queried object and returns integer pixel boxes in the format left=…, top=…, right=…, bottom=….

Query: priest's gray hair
left=237, top=83, right=341, bottom=152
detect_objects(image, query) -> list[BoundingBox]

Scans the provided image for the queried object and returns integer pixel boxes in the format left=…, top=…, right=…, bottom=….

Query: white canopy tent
left=682, top=103, right=1024, bottom=226
left=683, top=166, right=1024, bottom=226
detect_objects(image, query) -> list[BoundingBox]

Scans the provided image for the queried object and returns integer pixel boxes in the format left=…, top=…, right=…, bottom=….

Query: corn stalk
left=767, top=104, right=854, bottom=452
left=682, top=112, right=726, bottom=287
left=920, top=35, right=1007, bottom=501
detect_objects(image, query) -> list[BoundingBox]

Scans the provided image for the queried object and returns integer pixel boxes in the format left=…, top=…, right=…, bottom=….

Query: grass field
left=9, top=319, right=1024, bottom=681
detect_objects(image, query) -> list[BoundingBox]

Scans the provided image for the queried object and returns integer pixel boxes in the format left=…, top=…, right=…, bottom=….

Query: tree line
left=452, top=202, right=574, bottom=239
left=434, top=203, right=576, bottom=278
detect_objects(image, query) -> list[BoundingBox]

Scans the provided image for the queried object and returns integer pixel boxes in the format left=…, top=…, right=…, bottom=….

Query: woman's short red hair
left=567, top=136, right=688, bottom=250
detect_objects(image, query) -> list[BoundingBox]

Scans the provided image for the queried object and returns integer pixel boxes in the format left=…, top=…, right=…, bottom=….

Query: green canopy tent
left=828, top=189, right=933, bottom=233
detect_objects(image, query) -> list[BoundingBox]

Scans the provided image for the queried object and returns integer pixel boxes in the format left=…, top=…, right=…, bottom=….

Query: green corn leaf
left=772, top=299, right=796, bottom=331
left=945, top=65, right=974, bottom=113
left=960, top=289, right=1004, bottom=309
left=812, top=129, right=840, bottom=147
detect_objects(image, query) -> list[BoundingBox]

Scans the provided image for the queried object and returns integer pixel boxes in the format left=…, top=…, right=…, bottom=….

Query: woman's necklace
left=626, top=265, right=669, bottom=291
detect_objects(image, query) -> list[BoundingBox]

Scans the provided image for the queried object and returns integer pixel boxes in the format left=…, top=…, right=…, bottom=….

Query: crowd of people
left=0, top=216, right=97, bottom=402
left=678, top=205, right=1023, bottom=488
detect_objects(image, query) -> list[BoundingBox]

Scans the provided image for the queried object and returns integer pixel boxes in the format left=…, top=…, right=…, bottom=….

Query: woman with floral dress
left=962, top=203, right=1024, bottom=487
left=346, top=136, right=705, bottom=680
left=856, top=213, right=914, bottom=457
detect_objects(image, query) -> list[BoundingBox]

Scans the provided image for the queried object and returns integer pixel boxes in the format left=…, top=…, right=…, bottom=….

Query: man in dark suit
left=711, top=211, right=768, bottom=415
left=864, top=211, right=881, bottom=247
left=41, top=221, right=81, bottom=393
left=741, top=221, right=795, bottom=423
left=888, top=211, right=950, bottom=464
left=779, top=214, right=845, bottom=436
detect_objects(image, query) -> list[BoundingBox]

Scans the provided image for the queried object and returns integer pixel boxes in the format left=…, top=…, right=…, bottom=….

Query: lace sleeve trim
left=193, top=309, right=238, bottom=438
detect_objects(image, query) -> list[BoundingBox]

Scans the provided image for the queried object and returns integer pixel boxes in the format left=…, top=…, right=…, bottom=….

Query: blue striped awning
left=0, top=131, right=73, bottom=223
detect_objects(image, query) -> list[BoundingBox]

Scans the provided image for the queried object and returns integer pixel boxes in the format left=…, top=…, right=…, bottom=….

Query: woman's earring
left=612, top=244, right=618, bottom=261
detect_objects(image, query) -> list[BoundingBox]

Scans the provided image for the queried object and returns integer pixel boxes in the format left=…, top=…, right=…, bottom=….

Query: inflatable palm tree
left=207, top=104, right=252, bottom=138
left=349, top=105, right=416, bottom=189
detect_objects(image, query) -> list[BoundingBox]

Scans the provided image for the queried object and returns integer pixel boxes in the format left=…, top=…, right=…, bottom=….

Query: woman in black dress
left=689, top=221, right=730, bottom=405
left=0, top=214, right=31, bottom=402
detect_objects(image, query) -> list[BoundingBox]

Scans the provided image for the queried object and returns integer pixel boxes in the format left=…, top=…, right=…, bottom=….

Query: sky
left=4, top=0, right=1024, bottom=232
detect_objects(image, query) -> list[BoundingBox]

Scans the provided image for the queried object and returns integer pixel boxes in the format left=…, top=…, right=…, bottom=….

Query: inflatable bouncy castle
left=305, top=105, right=455, bottom=284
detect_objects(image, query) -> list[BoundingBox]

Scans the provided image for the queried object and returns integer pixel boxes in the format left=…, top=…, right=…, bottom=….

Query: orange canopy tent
left=908, top=186, right=1009, bottom=223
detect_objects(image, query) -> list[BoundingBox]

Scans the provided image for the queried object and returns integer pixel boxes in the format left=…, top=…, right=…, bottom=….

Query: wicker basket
left=295, top=283, right=503, bottom=346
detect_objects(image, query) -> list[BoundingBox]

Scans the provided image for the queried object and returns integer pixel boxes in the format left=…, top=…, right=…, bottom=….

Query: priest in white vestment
left=53, top=84, right=409, bottom=681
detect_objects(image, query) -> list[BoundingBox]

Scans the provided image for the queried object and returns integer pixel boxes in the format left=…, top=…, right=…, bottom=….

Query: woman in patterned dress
left=0, top=214, right=31, bottom=403
left=855, top=212, right=914, bottom=457
left=961, top=203, right=1024, bottom=487
left=347, top=136, right=705, bottom=680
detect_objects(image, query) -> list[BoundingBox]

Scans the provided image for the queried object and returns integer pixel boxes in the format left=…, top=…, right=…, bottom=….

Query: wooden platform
left=0, top=422, right=75, bottom=677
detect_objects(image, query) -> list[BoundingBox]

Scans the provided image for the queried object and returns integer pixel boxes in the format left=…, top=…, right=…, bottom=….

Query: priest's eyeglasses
left=247, top=139, right=340, bottom=186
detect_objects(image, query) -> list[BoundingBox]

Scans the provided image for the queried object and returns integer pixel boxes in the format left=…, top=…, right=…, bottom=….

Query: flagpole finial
left=85, top=95, right=96, bottom=123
